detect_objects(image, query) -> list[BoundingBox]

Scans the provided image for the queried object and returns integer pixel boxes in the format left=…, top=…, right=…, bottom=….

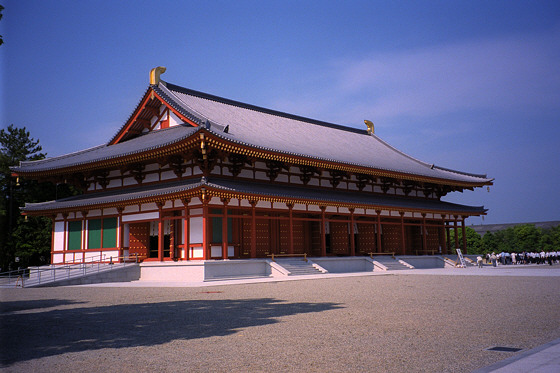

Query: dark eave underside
left=23, top=177, right=486, bottom=215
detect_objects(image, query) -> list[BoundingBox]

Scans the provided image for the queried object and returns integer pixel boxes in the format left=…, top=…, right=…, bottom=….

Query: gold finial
left=364, top=120, right=374, bottom=134
left=150, top=66, right=167, bottom=85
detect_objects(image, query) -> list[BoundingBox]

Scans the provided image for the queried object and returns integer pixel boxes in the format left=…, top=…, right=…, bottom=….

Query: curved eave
left=23, top=177, right=487, bottom=217
left=203, top=130, right=493, bottom=189
left=12, top=128, right=202, bottom=178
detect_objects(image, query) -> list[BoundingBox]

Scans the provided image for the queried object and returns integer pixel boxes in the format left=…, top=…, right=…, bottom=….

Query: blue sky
left=1, top=1, right=559, bottom=225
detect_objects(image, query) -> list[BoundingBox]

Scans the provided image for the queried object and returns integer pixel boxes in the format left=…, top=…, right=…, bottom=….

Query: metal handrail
left=268, top=253, right=308, bottom=262
left=0, top=253, right=146, bottom=288
left=368, top=252, right=396, bottom=259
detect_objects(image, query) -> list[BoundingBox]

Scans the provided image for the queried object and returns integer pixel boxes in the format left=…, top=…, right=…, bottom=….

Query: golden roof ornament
left=364, top=120, right=374, bottom=134
left=150, top=66, right=167, bottom=85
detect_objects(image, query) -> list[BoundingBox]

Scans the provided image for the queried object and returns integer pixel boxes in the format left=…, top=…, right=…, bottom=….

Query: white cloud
left=272, top=27, right=560, bottom=127
left=333, top=28, right=560, bottom=120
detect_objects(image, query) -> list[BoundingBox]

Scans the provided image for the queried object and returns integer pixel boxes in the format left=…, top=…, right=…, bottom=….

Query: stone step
left=274, top=259, right=323, bottom=276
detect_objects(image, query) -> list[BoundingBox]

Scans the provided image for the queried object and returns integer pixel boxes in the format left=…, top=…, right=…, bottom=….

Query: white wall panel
left=122, top=212, right=159, bottom=222
left=190, top=217, right=203, bottom=242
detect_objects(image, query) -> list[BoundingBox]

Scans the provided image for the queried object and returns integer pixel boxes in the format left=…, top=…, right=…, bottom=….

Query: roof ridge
left=164, top=82, right=368, bottom=136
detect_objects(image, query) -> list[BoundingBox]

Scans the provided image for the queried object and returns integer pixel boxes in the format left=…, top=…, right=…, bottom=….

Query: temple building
left=12, top=67, right=493, bottom=265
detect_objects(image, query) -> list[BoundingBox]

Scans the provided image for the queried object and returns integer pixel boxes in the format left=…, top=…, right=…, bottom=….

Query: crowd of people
left=477, top=251, right=560, bottom=267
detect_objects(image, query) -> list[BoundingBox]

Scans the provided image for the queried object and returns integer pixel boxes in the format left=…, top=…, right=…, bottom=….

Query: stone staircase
left=373, top=256, right=414, bottom=271
left=274, top=258, right=325, bottom=276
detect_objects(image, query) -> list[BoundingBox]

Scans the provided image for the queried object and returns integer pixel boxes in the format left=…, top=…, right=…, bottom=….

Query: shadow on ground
left=0, top=298, right=341, bottom=366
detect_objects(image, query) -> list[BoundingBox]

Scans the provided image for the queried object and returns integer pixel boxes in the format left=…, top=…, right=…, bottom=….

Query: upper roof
left=12, top=79, right=493, bottom=186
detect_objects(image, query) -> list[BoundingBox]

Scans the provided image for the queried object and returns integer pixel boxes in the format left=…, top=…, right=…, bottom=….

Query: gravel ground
left=1, top=270, right=559, bottom=373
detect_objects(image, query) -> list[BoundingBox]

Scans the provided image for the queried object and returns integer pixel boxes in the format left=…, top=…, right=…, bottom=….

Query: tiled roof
left=22, top=177, right=486, bottom=214
left=159, top=82, right=492, bottom=184
left=13, top=125, right=200, bottom=173
left=13, top=80, right=492, bottom=186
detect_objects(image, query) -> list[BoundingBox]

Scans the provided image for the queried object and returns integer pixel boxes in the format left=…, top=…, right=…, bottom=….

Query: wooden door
left=129, top=222, right=149, bottom=259
left=357, top=223, right=376, bottom=254
left=330, top=222, right=349, bottom=255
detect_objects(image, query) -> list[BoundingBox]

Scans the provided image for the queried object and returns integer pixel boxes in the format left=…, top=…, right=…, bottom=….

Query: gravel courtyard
left=1, top=269, right=559, bottom=372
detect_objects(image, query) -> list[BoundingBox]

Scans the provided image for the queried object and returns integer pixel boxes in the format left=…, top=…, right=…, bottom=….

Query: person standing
left=491, top=252, right=497, bottom=267
left=477, top=255, right=483, bottom=268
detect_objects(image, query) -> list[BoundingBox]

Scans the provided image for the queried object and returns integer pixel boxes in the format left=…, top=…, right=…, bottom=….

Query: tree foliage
left=0, top=125, right=49, bottom=270
left=463, top=224, right=560, bottom=255
left=470, top=224, right=560, bottom=254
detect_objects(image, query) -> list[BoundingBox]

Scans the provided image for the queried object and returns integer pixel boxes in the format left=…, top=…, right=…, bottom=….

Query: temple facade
left=12, top=68, right=493, bottom=264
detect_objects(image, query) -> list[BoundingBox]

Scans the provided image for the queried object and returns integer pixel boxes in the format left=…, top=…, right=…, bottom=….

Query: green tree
left=481, top=232, right=499, bottom=254
left=449, top=226, right=483, bottom=254
left=0, top=125, right=47, bottom=270
left=513, top=224, right=541, bottom=252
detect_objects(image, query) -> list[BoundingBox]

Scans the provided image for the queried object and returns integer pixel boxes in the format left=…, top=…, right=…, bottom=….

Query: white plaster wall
left=123, top=224, right=130, bottom=247
left=190, top=217, right=203, bottom=242
left=190, top=208, right=203, bottom=215
left=290, top=176, right=303, bottom=184
left=320, top=179, right=330, bottom=187
left=141, top=202, right=158, bottom=211
left=145, top=163, right=159, bottom=172
left=124, top=205, right=140, bottom=213
left=211, top=245, right=222, bottom=257
left=182, top=168, right=192, bottom=177
left=256, top=201, right=269, bottom=208
left=122, top=212, right=159, bottom=222
left=123, top=176, right=137, bottom=186
left=255, top=171, right=267, bottom=180
left=326, top=206, right=337, bottom=213
left=88, top=210, right=101, bottom=218
left=53, top=253, right=64, bottom=264
left=308, top=205, right=321, bottom=212
left=190, top=247, right=204, bottom=259
left=293, top=203, right=306, bottom=211
left=54, top=221, right=65, bottom=251
left=144, top=173, right=159, bottom=183
left=169, top=111, right=182, bottom=127
left=104, top=208, right=118, bottom=216
left=238, top=169, right=253, bottom=178
left=276, top=174, right=289, bottom=183
left=308, top=179, right=320, bottom=186
left=160, top=170, right=175, bottom=180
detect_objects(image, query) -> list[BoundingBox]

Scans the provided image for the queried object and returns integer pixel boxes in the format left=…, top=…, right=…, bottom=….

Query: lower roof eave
left=21, top=177, right=487, bottom=218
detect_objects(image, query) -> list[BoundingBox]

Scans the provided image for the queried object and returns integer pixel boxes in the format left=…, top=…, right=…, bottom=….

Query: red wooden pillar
left=202, top=201, right=209, bottom=260
left=376, top=210, right=382, bottom=253
left=320, top=206, right=327, bottom=257
left=81, top=211, right=88, bottom=263
left=399, top=211, right=406, bottom=255
left=349, top=208, right=355, bottom=256
left=440, top=215, right=447, bottom=255
left=453, top=215, right=459, bottom=251
left=222, top=198, right=230, bottom=259
left=157, top=202, right=164, bottom=261
left=421, top=213, right=428, bottom=255
left=50, top=215, right=56, bottom=264
left=62, top=213, right=68, bottom=263
left=461, top=216, right=467, bottom=254
left=250, top=200, right=257, bottom=258
left=287, top=203, right=294, bottom=255
left=182, top=198, right=190, bottom=260
left=117, top=207, right=124, bottom=262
